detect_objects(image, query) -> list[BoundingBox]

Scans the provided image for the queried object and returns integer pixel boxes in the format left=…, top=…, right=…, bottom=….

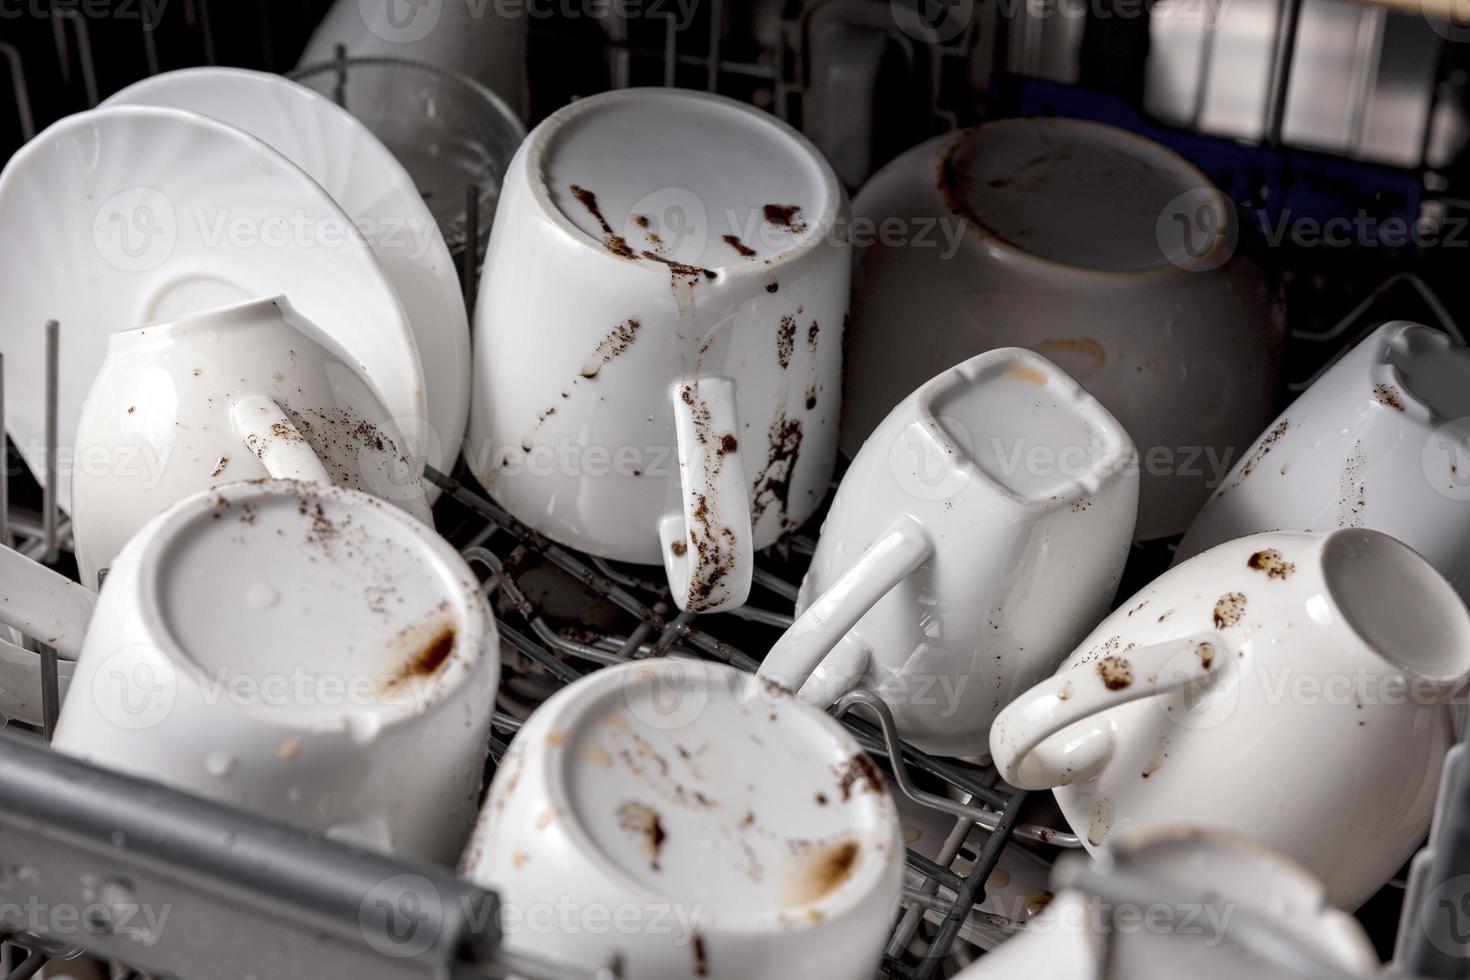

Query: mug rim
left=520, top=86, right=848, bottom=280
left=126, top=478, right=493, bottom=731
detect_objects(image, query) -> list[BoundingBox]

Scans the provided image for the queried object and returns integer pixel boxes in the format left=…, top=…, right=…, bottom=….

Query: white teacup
left=990, top=528, right=1470, bottom=909
left=72, top=296, right=431, bottom=590
left=54, top=480, right=500, bottom=865
left=1177, top=321, right=1470, bottom=601
left=758, top=348, right=1139, bottom=757
left=840, top=117, right=1283, bottom=541
left=956, top=827, right=1379, bottom=980
left=459, top=658, right=905, bottom=978
left=467, top=87, right=851, bottom=613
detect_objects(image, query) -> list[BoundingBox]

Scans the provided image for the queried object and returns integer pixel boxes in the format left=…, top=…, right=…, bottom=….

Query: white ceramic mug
left=467, top=87, right=851, bottom=613
left=989, top=528, right=1470, bottom=909
left=1177, top=321, right=1470, bottom=601
left=840, top=117, right=1283, bottom=541
left=71, top=296, right=431, bottom=590
left=459, top=658, right=905, bottom=978
left=54, top=480, right=500, bottom=865
left=956, top=827, right=1380, bottom=980
left=758, top=348, right=1139, bottom=757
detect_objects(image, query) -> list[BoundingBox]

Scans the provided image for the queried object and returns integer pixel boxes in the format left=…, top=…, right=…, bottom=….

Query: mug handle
left=659, top=377, right=753, bottom=613
left=230, top=395, right=334, bottom=484
left=0, top=545, right=97, bottom=658
left=989, top=632, right=1229, bottom=791
left=757, top=515, right=932, bottom=704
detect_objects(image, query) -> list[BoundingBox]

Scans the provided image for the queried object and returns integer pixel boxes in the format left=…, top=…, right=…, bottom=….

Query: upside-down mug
left=990, top=528, right=1470, bottom=909
left=71, top=296, right=431, bottom=590
left=55, top=480, right=499, bottom=865
left=467, top=87, right=850, bottom=613
left=1177, top=321, right=1470, bottom=601
left=459, top=658, right=905, bottom=978
left=758, top=348, right=1139, bottom=757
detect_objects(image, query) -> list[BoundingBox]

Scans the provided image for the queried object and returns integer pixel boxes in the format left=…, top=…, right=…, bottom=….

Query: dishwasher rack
left=3, top=1, right=1470, bottom=977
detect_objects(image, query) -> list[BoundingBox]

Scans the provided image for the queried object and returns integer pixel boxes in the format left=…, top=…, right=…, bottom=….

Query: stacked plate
left=0, top=67, right=473, bottom=511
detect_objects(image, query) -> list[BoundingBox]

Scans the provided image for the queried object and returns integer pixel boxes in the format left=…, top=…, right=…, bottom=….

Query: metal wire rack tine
left=39, top=643, right=59, bottom=744
left=0, top=43, right=36, bottom=143
left=831, top=688, right=1077, bottom=847
left=332, top=44, right=348, bottom=108
left=464, top=182, right=481, bottom=315
left=0, top=351, right=9, bottom=552
left=53, top=9, right=99, bottom=108
left=141, top=5, right=161, bottom=76
left=3, top=949, right=46, bottom=980
left=42, top=321, right=58, bottom=566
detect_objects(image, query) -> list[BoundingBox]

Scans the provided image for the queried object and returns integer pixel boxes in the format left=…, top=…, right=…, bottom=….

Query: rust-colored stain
left=1213, top=592, right=1246, bottom=629
left=777, top=315, right=797, bottom=369
left=837, top=753, right=884, bottom=801
left=1058, top=681, right=1073, bottom=701
left=722, top=234, right=757, bottom=258
left=642, top=250, right=716, bottom=280
left=804, top=321, right=821, bottom=411
left=617, top=800, right=666, bottom=871
left=633, top=214, right=651, bottom=229
left=1247, top=549, right=1295, bottom=579
left=766, top=281, right=779, bottom=293
left=670, top=539, right=688, bottom=557
left=750, top=413, right=803, bottom=532
left=1240, top=419, right=1289, bottom=480
left=1098, top=656, right=1132, bottom=690
left=569, top=184, right=638, bottom=260
left=1033, top=338, right=1105, bottom=380
left=1373, top=383, right=1405, bottom=412
left=762, top=204, right=806, bottom=234
left=1003, top=363, right=1049, bottom=386
left=580, top=318, right=642, bottom=379
left=1087, top=798, right=1115, bottom=847
left=386, top=624, right=456, bottom=689
left=692, top=933, right=709, bottom=977
left=785, top=838, right=860, bottom=905
left=210, top=455, right=229, bottom=478
left=720, top=433, right=739, bottom=455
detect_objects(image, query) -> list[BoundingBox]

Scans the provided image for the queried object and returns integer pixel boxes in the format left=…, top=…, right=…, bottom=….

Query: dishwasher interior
left=1, top=0, right=1469, bottom=977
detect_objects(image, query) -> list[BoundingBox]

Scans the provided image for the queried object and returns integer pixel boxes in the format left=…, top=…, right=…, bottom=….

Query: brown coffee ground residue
left=1213, top=592, right=1247, bottom=629
left=784, top=838, right=860, bottom=906
left=722, top=234, right=757, bottom=258
left=1098, top=656, right=1132, bottom=690
left=1247, top=548, right=1295, bottom=579
left=581, top=318, right=642, bottom=379
left=617, top=800, right=666, bottom=871
left=837, top=753, right=883, bottom=801
left=762, top=204, right=806, bottom=233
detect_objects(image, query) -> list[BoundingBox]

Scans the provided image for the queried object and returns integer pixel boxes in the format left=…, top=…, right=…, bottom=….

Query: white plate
left=103, top=68, right=466, bottom=489
left=0, top=104, right=426, bottom=513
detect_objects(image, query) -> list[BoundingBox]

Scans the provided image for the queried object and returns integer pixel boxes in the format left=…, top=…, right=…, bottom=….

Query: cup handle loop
left=0, top=545, right=97, bottom=657
left=230, top=395, right=334, bottom=485
left=757, top=514, right=932, bottom=705
left=989, top=632, right=1229, bottom=790
left=660, top=376, right=753, bottom=613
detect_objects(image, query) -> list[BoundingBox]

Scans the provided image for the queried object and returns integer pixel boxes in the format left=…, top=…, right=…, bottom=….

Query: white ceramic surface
left=840, top=118, right=1283, bottom=541
left=0, top=546, right=94, bottom=725
left=103, top=67, right=469, bottom=488
left=467, top=87, right=851, bottom=613
left=955, top=828, right=1380, bottom=980
left=990, top=528, right=1470, bottom=909
left=0, top=104, right=427, bottom=513
left=54, top=480, right=499, bottom=865
left=459, top=658, right=905, bottom=978
left=759, top=348, right=1139, bottom=757
left=1176, top=321, right=1470, bottom=599
left=71, top=296, right=431, bottom=590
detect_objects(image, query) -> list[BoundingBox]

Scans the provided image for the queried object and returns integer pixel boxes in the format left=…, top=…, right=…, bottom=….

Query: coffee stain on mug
left=1098, top=656, right=1132, bottom=690
left=1247, top=548, right=1295, bottom=579
left=1213, top=592, right=1247, bottom=629
left=1338, top=441, right=1366, bottom=528
left=783, top=838, right=860, bottom=905
left=616, top=799, right=667, bottom=871
left=1373, top=383, right=1405, bottom=412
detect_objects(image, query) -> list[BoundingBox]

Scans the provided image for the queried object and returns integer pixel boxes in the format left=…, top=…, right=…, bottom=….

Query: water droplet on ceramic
left=206, top=752, right=236, bottom=777
left=244, top=583, right=280, bottom=609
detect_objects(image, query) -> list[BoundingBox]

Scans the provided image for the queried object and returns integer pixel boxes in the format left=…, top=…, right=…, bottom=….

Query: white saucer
left=103, top=68, right=466, bottom=489
left=0, top=104, right=426, bottom=513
